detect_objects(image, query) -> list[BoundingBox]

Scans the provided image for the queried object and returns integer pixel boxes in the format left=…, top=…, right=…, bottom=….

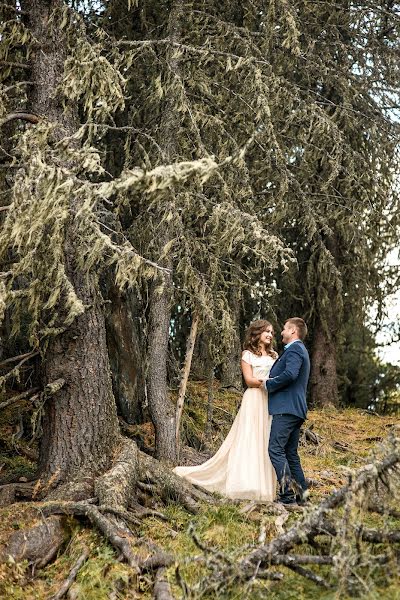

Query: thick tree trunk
left=310, top=318, right=339, bottom=408
left=146, top=0, right=185, bottom=463
left=23, top=0, right=120, bottom=486
left=147, top=268, right=177, bottom=462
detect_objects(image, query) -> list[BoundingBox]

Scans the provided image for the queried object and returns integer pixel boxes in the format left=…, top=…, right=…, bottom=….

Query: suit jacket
left=265, top=340, right=310, bottom=420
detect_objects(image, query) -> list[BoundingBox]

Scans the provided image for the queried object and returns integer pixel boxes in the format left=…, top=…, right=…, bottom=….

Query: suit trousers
left=268, top=413, right=307, bottom=502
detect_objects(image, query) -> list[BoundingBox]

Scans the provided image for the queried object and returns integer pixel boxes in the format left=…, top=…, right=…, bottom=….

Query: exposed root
left=153, top=567, right=175, bottom=600
left=95, top=438, right=139, bottom=510
left=141, top=551, right=175, bottom=572
left=139, top=451, right=217, bottom=513
left=0, top=515, right=67, bottom=567
left=98, top=505, right=141, bottom=527
left=0, top=481, right=35, bottom=506
left=49, top=547, right=89, bottom=600
left=41, top=501, right=140, bottom=569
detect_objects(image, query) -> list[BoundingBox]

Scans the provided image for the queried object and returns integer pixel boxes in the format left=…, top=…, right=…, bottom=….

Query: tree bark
left=146, top=0, right=185, bottom=463
left=22, top=0, right=120, bottom=487
left=147, top=268, right=176, bottom=462
left=175, top=313, right=199, bottom=452
left=204, top=366, right=215, bottom=445
left=310, top=318, right=339, bottom=408
left=220, top=288, right=243, bottom=391
left=106, top=282, right=145, bottom=424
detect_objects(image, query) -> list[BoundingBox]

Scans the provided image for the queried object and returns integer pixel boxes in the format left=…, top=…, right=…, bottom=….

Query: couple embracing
left=174, top=318, right=310, bottom=506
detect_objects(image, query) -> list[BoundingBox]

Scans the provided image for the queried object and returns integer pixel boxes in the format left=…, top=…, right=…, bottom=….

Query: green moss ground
left=0, top=382, right=398, bottom=599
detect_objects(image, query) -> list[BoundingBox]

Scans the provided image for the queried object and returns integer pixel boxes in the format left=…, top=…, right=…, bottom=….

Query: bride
left=173, top=320, right=277, bottom=501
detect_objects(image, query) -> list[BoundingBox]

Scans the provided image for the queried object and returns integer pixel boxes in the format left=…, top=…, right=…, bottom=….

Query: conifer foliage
left=0, top=0, right=398, bottom=496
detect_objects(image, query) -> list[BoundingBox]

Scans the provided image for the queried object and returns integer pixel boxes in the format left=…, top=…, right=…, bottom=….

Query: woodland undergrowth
left=0, top=382, right=399, bottom=600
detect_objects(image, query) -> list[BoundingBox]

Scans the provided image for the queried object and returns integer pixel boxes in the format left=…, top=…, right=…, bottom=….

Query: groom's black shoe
left=275, top=494, right=297, bottom=506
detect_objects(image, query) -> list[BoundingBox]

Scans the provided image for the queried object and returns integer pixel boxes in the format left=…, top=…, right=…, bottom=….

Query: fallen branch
left=195, top=439, right=400, bottom=593
left=367, top=503, right=400, bottom=519
left=286, top=563, right=331, bottom=588
left=271, top=554, right=333, bottom=566
left=49, top=547, right=89, bottom=600
left=302, top=427, right=321, bottom=445
left=242, top=447, right=400, bottom=567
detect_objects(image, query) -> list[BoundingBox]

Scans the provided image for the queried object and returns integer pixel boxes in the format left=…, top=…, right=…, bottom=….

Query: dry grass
left=0, top=382, right=398, bottom=599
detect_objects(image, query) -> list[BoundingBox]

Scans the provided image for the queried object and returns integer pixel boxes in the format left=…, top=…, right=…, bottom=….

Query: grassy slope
left=0, top=382, right=399, bottom=599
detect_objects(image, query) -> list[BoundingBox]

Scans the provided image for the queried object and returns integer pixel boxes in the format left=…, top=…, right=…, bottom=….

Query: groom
left=263, top=317, right=310, bottom=505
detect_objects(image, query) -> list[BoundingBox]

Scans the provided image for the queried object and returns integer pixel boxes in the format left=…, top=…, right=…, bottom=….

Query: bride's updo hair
left=243, top=319, right=277, bottom=358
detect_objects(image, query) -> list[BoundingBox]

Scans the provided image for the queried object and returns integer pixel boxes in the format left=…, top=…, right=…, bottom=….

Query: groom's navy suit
left=265, top=340, right=310, bottom=503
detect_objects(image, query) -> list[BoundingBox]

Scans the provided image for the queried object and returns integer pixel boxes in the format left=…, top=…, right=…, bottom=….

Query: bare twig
left=0, top=387, right=40, bottom=410
left=0, top=60, right=30, bottom=70
left=0, top=112, right=39, bottom=126
left=0, top=350, right=39, bottom=369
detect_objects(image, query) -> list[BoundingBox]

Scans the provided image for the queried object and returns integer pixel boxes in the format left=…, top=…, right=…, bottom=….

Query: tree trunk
left=106, top=282, right=145, bottom=424
left=146, top=0, right=185, bottom=463
left=147, top=269, right=177, bottom=463
left=22, top=0, right=120, bottom=487
left=310, top=318, right=339, bottom=408
left=191, top=332, right=212, bottom=380
left=204, top=367, right=215, bottom=445
left=175, top=313, right=199, bottom=453
left=220, top=288, right=243, bottom=391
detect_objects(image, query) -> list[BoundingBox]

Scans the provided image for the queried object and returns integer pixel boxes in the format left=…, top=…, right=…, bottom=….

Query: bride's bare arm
left=241, top=360, right=263, bottom=388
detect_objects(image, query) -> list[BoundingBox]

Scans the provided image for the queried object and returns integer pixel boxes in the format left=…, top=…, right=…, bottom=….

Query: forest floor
left=0, top=381, right=399, bottom=599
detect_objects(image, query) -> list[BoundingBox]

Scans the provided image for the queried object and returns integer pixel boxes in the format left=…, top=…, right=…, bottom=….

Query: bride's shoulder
left=241, top=349, right=255, bottom=364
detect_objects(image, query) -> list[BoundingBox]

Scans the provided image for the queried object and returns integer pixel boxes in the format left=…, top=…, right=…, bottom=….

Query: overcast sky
left=375, top=249, right=400, bottom=366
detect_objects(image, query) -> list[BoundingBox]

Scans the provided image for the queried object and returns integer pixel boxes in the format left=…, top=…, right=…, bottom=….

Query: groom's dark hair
left=286, top=317, right=308, bottom=340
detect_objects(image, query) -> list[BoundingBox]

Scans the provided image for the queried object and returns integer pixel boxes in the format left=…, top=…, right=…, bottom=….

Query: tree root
left=138, top=450, right=216, bottom=513
left=0, top=515, right=67, bottom=567
left=41, top=501, right=140, bottom=569
left=0, top=481, right=35, bottom=506
left=0, top=433, right=218, bottom=600
left=95, top=438, right=139, bottom=511
left=49, top=547, right=89, bottom=600
left=153, top=567, right=175, bottom=600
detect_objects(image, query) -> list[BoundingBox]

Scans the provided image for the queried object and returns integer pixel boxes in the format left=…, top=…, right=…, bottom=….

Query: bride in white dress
left=173, top=320, right=277, bottom=501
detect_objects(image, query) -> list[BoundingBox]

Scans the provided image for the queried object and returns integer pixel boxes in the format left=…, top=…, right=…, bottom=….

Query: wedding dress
left=173, top=351, right=277, bottom=501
